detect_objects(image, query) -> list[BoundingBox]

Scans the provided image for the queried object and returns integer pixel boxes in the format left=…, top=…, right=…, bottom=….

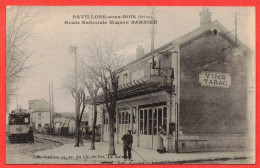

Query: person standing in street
left=28, top=126, right=34, bottom=144
left=122, top=130, right=133, bottom=161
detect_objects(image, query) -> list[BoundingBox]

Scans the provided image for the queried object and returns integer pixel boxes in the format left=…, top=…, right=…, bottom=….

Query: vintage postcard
left=5, top=6, right=255, bottom=165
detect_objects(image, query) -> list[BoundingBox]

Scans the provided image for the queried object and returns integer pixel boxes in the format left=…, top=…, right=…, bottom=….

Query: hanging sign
left=199, top=71, right=231, bottom=88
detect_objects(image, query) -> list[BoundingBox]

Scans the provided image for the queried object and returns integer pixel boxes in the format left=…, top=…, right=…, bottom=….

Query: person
left=157, top=125, right=166, bottom=153
left=28, top=126, right=34, bottom=144
left=79, top=127, right=84, bottom=146
left=85, top=125, right=89, bottom=140
left=121, top=130, right=133, bottom=161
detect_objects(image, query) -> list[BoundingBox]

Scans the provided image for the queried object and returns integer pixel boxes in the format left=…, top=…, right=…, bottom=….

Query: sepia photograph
left=5, top=6, right=255, bottom=164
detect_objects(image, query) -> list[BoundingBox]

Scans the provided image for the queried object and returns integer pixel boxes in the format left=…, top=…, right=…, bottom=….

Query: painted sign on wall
left=199, top=71, right=231, bottom=88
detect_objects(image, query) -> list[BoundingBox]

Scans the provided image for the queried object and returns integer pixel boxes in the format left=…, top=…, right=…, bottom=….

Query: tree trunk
left=75, top=120, right=81, bottom=147
left=91, top=103, right=97, bottom=150
left=75, top=98, right=81, bottom=147
left=108, top=109, right=116, bottom=155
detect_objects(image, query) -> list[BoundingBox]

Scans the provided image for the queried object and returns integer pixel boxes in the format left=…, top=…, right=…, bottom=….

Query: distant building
left=53, top=112, right=89, bottom=135
left=29, top=99, right=54, bottom=133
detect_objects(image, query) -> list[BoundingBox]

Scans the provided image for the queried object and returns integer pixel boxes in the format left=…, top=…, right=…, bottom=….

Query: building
left=29, top=99, right=89, bottom=135
left=29, top=99, right=54, bottom=133
left=53, top=112, right=89, bottom=135
left=91, top=8, right=253, bottom=153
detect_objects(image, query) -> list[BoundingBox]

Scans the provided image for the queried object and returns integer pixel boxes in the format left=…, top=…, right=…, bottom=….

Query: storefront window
left=153, top=109, right=157, bottom=135
left=122, top=112, right=125, bottom=124
left=139, top=106, right=167, bottom=136
left=144, top=109, right=147, bottom=135
left=140, top=110, right=143, bottom=134
left=163, top=107, right=167, bottom=129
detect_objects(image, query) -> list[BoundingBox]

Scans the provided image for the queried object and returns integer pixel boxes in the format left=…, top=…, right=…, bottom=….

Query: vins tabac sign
left=199, top=71, right=231, bottom=88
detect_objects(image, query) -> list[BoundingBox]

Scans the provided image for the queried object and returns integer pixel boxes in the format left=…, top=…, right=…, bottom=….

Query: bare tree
left=6, top=6, right=37, bottom=112
left=85, top=27, right=131, bottom=155
left=80, top=67, right=100, bottom=150
left=64, top=73, right=86, bottom=147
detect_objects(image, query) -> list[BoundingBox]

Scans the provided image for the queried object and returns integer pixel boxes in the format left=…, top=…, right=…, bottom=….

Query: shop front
left=102, top=90, right=176, bottom=151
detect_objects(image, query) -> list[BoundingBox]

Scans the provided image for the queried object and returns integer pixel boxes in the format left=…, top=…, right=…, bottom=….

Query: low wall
left=178, top=134, right=253, bottom=153
left=102, top=133, right=253, bottom=153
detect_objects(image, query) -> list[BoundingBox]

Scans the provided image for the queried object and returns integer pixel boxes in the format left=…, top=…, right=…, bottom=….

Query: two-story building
left=92, top=8, right=253, bottom=153
left=29, top=99, right=54, bottom=133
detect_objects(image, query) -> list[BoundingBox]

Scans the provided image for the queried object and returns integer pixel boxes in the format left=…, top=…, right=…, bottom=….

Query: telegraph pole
left=151, top=7, right=156, bottom=69
left=75, top=47, right=78, bottom=146
left=235, top=12, right=238, bottom=46
left=49, top=83, right=52, bottom=132
left=16, top=85, right=18, bottom=109
left=70, top=45, right=79, bottom=146
left=52, top=81, right=54, bottom=134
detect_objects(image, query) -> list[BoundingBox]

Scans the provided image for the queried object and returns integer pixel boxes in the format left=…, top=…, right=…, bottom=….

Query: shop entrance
left=139, top=105, right=167, bottom=149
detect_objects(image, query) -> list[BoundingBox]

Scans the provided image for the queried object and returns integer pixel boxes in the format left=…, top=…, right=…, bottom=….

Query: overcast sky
left=7, top=6, right=255, bottom=113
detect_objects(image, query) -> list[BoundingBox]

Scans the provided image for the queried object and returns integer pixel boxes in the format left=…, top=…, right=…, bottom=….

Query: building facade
left=29, top=99, right=53, bottom=132
left=53, top=112, right=89, bottom=135
left=94, top=8, right=253, bottom=153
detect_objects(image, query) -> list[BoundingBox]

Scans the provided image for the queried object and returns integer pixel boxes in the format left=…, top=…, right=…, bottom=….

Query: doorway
left=139, top=105, right=167, bottom=149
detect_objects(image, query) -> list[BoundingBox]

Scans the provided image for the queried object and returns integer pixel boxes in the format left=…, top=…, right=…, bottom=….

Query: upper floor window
left=38, top=113, right=41, bottom=120
left=123, top=73, right=129, bottom=85
left=132, top=69, right=144, bottom=82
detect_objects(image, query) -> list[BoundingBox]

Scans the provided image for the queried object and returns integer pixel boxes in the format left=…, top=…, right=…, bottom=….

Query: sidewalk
left=33, top=134, right=255, bottom=164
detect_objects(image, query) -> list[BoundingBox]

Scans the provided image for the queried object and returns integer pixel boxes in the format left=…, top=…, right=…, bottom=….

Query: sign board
left=199, top=71, right=231, bottom=88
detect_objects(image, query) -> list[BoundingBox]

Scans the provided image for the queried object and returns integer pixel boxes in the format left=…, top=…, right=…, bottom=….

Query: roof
left=118, top=20, right=252, bottom=72
left=29, top=99, right=54, bottom=112
left=54, top=112, right=89, bottom=121
left=10, top=109, right=28, bottom=114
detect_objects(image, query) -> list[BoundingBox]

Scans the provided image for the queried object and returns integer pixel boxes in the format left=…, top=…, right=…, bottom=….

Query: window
left=140, top=110, right=143, bottom=134
left=24, top=118, right=29, bottom=123
left=119, top=112, right=121, bottom=124
left=132, top=69, right=144, bottom=82
left=119, top=110, right=131, bottom=134
left=163, top=107, right=167, bottom=129
left=123, top=73, right=129, bottom=85
left=38, top=113, right=41, bottom=120
left=153, top=108, right=158, bottom=135
left=139, top=106, right=167, bottom=135
left=144, top=109, right=147, bottom=134
left=148, top=109, right=152, bottom=135
left=133, top=108, right=136, bottom=123
left=125, top=112, right=128, bottom=124
left=122, top=112, right=125, bottom=124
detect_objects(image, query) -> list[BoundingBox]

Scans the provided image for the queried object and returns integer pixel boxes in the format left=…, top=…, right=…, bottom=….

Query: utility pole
left=235, top=12, right=237, bottom=46
left=151, top=7, right=156, bottom=69
left=16, top=85, right=18, bottom=109
left=70, top=45, right=79, bottom=146
left=49, top=83, right=52, bottom=133
left=52, top=81, right=54, bottom=134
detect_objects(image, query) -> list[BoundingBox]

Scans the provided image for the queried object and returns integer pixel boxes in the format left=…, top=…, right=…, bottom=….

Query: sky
left=7, top=6, right=255, bottom=113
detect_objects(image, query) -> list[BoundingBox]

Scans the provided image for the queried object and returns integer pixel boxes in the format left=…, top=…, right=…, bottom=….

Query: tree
left=84, top=28, right=130, bottom=155
left=80, top=67, right=100, bottom=150
left=6, top=6, right=37, bottom=112
left=64, top=72, right=86, bottom=147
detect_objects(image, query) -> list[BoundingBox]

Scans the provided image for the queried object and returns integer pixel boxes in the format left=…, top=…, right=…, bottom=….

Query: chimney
left=199, top=7, right=212, bottom=26
left=136, top=45, right=144, bottom=59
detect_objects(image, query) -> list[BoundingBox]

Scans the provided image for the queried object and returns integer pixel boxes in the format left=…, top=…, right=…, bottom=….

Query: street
left=6, top=136, right=62, bottom=164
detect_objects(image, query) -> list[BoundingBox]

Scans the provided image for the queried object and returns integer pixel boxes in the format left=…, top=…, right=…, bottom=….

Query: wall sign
left=199, top=71, right=231, bottom=88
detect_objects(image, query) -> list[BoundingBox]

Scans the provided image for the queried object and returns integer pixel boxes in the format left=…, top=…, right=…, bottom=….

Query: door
left=139, top=106, right=167, bottom=149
